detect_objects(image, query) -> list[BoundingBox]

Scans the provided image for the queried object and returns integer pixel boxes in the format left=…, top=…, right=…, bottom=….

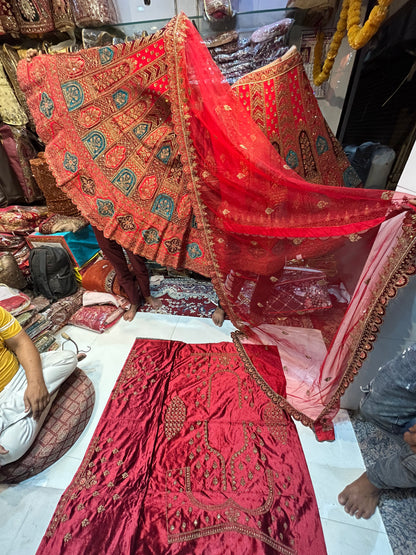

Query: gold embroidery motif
left=264, top=403, right=289, bottom=445
left=165, top=396, right=187, bottom=439
left=381, top=191, right=394, bottom=200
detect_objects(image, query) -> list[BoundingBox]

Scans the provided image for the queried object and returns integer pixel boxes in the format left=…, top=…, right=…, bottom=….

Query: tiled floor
left=0, top=312, right=393, bottom=554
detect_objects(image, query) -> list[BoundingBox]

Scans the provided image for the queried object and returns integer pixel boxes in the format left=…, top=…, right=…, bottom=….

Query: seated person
left=338, top=344, right=416, bottom=519
left=0, top=306, right=78, bottom=466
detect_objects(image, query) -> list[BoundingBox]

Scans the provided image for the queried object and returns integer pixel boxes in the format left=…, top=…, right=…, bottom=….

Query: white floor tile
left=296, top=410, right=387, bottom=534
left=170, top=315, right=236, bottom=343
left=321, top=518, right=393, bottom=555
left=0, top=484, right=64, bottom=555
left=23, top=455, right=82, bottom=490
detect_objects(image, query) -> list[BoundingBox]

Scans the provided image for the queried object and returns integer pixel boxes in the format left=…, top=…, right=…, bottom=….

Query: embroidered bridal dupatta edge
left=162, top=14, right=416, bottom=439
left=17, top=13, right=416, bottom=440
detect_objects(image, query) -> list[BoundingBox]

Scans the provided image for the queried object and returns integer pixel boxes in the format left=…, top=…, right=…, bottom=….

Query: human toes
left=337, top=491, right=347, bottom=506
left=343, top=499, right=358, bottom=516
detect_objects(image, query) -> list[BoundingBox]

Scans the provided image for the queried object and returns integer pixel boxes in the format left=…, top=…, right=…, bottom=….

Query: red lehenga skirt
left=18, top=13, right=416, bottom=439
left=231, top=47, right=361, bottom=188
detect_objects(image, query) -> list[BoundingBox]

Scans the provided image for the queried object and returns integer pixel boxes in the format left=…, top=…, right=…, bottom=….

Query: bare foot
left=212, top=306, right=225, bottom=327
left=123, top=304, right=138, bottom=321
left=338, top=472, right=380, bottom=519
left=0, top=444, right=9, bottom=455
left=145, top=296, right=162, bottom=310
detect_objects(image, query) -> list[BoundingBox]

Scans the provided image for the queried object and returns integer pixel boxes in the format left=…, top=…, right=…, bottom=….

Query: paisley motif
left=83, top=131, right=106, bottom=159
left=117, top=215, right=136, bottom=231
left=156, top=145, right=172, bottom=164
left=112, top=89, right=129, bottom=110
left=133, top=122, right=150, bottom=140
left=80, top=175, right=95, bottom=195
left=63, top=152, right=78, bottom=173
left=177, top=194, right=191, bottom=219
left=78, top=106, right=102, bottom=128
left=98, top=46, right=114, bottom=65
left=164, top=396, right=186, bottom=439
left=316, top=136, right=329, bottom=155
left=138, top=175, right=158, bottom=200
left=112, top=169, right=136, bottom=196
left=285, top=149, right=298, bottom=169
left=63, top=56, right=85, bottom=78
left=343, top=166, right=362, bottom=188
left=61, top=81, right=84, bottom=112
left=187, top=243, right=203, bottom=259
left=105, top=145, right=126, bottom=169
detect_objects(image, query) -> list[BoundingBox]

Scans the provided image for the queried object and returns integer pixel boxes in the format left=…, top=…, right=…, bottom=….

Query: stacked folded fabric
left=206, top=18, right=294, bottom=83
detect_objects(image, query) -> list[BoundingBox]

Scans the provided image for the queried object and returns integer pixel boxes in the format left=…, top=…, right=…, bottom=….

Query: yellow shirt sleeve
left=0, top=306, right=22, bottom=339
left=0, top=306, right=22, bottom=391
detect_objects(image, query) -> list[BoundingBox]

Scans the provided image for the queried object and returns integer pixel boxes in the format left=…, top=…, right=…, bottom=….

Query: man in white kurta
left=0, top=306, right=77, bottom=466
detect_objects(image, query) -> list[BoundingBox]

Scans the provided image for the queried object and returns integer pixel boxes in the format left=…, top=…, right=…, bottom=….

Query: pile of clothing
left=205, top=18, right=294, bottom=83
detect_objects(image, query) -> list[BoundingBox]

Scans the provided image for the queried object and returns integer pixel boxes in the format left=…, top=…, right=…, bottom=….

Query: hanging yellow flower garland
left=313, top=0, right=349, bottom=87
left=313, top=0, right=394, bottom=86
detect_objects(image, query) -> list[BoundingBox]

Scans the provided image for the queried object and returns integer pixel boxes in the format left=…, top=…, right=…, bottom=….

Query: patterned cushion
left=81, top=258, right=125, bottom=297
left=0, top=368, right=95, bottom=484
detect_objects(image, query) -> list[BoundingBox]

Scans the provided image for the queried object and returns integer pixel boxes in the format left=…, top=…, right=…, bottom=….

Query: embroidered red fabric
left=17, top=14, right=416, bottom=438
left=36, top=339, right=327, bottom=555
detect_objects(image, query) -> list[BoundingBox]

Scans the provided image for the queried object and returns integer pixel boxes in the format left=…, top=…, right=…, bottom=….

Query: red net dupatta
left=17, top=13, right=416, bottom=440
left=164, top=15, right=416, bottom=439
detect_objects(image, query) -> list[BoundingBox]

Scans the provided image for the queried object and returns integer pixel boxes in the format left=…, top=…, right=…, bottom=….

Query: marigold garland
left=313, top=0, right=394, bottom=86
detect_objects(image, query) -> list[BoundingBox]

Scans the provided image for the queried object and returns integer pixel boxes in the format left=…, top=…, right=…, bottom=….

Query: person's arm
left=5, top=329, right=50, bottom=420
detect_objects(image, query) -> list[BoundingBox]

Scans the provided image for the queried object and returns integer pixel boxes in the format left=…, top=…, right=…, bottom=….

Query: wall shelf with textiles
left=110, top=8, right=305, bottom=88
left=112, top=9, right=304, bottom=49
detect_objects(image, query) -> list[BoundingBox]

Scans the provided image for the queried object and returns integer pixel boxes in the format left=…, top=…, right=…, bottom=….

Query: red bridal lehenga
left=17, top=13, right=416, bottom=439
left=18, top=11, right=414, bottom=439
left=17, top=12, right=416, bottom=554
